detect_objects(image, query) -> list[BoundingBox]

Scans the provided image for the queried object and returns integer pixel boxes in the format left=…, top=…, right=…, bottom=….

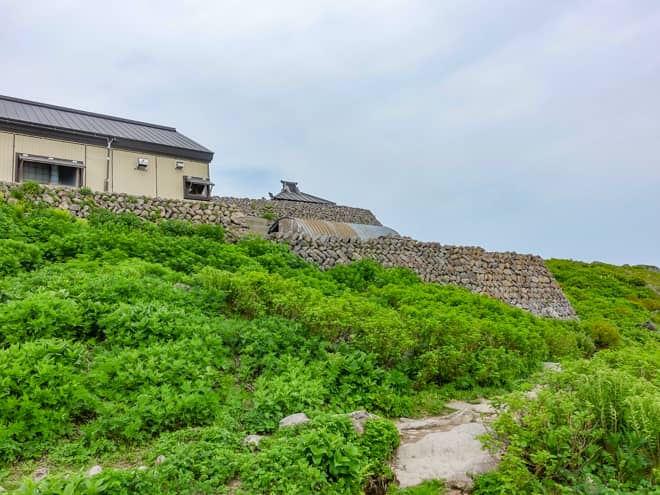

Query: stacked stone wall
left=0, top=183, right=249, bottom=239
left=216, top=197, right=381, bottom=226
left=269, top=232, right=577, bottom=320
left=1, top=182, right=576, bottom=319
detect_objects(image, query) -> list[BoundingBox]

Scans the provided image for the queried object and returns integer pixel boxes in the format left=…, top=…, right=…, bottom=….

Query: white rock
left=155, top=455, right=166, bottom=465
left=393, top=422, right=497, bottom=488
left=543, top=362, right=563, bottom=372
left=137, top=466, right=148, bottom=471
left=87, top=465, right=103, bottom=477
left=278, top=412, right=310, bottom=429
left=243, top=434, right=264, bottom=447
left=347, top=410, right=379, bottom=434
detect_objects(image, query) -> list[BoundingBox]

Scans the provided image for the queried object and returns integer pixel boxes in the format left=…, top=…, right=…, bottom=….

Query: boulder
left=641, top=320, right=658, bottom=332
left=279, top=413, right=310, bottom=429
left=543, top=362, right=563, bottom=372
left=243, top=434, right=264, bottom=447
left=347, top=410, right=379, bottom=434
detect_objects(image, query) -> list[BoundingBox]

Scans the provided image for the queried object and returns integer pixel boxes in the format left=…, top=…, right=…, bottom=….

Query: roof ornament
left=280, top=180, right=300, bottom=193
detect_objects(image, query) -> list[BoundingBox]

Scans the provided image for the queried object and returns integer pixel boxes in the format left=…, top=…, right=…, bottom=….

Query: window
left=16, top=154, right=84, bottom=187
left=183, top=176, right=214, bottom=201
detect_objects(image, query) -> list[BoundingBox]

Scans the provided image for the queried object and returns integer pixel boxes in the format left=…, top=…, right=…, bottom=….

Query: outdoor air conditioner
left=137, top=158, right=149, bottom=170
left=175, top=161, right=184, bottom=169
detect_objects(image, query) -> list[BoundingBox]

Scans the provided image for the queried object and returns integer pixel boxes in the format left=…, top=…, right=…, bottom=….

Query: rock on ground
left=392, top=400, right=498, bottom=491
left=243, top=434, right=264, bottom=447
left=278, top=412, right=310, bottom=429
left=347, top=410, right=379, bottom=434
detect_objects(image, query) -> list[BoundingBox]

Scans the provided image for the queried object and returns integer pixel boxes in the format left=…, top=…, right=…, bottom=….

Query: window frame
left=15, top=153, right=85, bottom=188
left=183, top=176, right=214, bottom=201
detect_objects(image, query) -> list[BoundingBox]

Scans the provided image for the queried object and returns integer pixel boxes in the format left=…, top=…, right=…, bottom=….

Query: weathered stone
left=243, top=434, right=264, bottom=447
left=394, top=400, right=499, bottom=490
left=347, top=410, right=379, bottom=434
left=267, top=232, right=577, bottom=320
left=641, top=320, right=658, bottom=331
left=155, top=455, right=166, bottom=464
left=279, top=413, right=310, bottom=429
left=543, top=362, right=563, bottom=372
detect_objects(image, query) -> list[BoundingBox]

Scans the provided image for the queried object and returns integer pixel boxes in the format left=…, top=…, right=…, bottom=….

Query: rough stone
left=394, top=400, right=498, bottom=490
left=347, top=410, right=379, bottom=434
left=279, top=413, right=310, bottom=429
left=243, top=434, right=264, bottom=447
left=270, top=232, right=577, bottom=320
left=641, top=320, right=658, bottom=331
left=155, top=455, right=166, bottom=465
left=216, top=196, right=381, bottom=226
left=0, top=182, right=249, bottom=240
left=543, top=362, right=563, bottom=372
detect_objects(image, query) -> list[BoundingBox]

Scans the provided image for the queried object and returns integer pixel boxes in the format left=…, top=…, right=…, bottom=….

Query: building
left=269, top=180, right=335, bottom=204
left=0, top=95, right=214, bottom=200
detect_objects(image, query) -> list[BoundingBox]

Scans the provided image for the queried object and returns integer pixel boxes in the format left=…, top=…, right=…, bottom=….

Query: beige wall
left=0, top=131, right=210, bottom=199
left=15, top=135, right=85, bottom=162
left=0, top=132, right=14, bottom=182
left=85, top=145, right=108, bottom=192
left=112, top=149, right=157, bottom=197
left=156, top=156, right=209, bottom=200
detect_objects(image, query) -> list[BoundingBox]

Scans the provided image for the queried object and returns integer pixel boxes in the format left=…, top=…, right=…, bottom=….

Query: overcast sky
left=1, top=0, right=658, bottom=266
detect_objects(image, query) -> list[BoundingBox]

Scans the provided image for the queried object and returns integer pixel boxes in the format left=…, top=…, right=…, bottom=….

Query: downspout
left=104, top=137, right=115, bottom=192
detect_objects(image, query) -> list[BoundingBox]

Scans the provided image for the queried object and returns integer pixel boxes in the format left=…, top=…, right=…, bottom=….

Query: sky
left=1, top=0, right=658, bottom=266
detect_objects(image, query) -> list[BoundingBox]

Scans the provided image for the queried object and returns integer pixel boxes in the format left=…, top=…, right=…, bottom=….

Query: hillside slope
left=0, top=189, right=658, bottom=494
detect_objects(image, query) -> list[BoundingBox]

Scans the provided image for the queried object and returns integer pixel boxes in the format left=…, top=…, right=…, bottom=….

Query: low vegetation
left=0, top=183, right=658, bottom=493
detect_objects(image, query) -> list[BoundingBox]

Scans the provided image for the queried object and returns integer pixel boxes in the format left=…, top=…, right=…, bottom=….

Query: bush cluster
left=1, top=198, right=657, bottom=493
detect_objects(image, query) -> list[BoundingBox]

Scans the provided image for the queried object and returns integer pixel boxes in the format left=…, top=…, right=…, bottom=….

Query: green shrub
left=0, top=239, right=41, bottom=275
left=0, top=339, right=95, bottom=465
left=241, top=415, right=386, bottom=495
left=85, top=337, right=232, bottom=442
left=244, top=357, right=327, bottom=432
left=587, top=320, right=622, bottom=348
left=0, top=292, right=88, bottom=345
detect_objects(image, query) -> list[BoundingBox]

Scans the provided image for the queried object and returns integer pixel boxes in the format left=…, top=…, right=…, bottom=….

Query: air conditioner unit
left=175, top=161, right=184, bottom=169
left=137, top=158, right=149, bottom=169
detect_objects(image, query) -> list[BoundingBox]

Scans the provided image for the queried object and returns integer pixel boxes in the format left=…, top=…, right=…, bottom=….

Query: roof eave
left=0, top=119, right=213, bottom=163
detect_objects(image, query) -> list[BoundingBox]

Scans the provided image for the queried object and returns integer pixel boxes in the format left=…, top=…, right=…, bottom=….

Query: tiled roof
left=270, top=181, right=335, bottom=204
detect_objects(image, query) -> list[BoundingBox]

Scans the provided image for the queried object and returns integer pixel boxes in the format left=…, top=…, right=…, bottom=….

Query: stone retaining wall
left=216, top=197, right=381, bottom=226
left=1, top=182, right=576, bottom=319
left=269, top=232, right=577, bottom=319
left=0, top=183, right=249, bottom=240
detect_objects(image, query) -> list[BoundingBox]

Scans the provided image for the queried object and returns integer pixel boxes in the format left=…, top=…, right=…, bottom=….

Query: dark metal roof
left=0, top=95, right=213, bottom=162
left=269, top=180, right=335, bottom=204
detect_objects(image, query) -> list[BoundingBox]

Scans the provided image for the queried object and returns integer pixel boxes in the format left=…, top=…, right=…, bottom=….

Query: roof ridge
left=0, top=94, right=176, bottom=132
